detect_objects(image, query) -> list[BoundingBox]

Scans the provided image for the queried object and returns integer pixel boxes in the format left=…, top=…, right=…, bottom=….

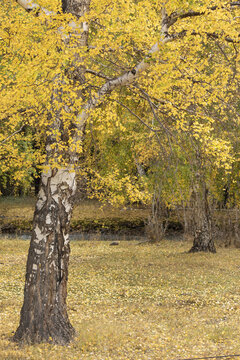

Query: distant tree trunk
left=189, top=182, right=216, bottom=253
left=13, top=166, right=76, bottom=344
left=146, top=188, right=169, bottom=242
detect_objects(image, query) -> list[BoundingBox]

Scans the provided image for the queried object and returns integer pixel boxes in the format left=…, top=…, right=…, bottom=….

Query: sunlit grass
left=0, top=238, right=240, bottom=359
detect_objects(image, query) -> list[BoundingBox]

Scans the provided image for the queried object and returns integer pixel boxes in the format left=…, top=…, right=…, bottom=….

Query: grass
left=0, top=238, right=240, bottom=359
left=0, top=197, right=148, bottom=233
left=0, top=196, right=149, bottom=221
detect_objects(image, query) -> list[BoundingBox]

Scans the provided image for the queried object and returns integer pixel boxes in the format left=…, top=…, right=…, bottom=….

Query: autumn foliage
left=0, top=1, right=239, bottom=204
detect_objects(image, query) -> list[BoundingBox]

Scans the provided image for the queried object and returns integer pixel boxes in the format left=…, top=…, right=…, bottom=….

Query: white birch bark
left=14, top=0, right=90, bottom=344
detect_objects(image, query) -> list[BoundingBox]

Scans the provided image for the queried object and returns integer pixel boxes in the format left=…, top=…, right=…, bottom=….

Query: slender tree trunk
left=189, top=183, right=216, bottom=253
left=146, top=188, right=169, bottom=243
left=13, top=166, right=77, bottom=344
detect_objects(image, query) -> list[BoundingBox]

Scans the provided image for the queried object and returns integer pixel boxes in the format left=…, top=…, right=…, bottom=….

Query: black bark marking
left=62, top=0, right=68, bottom=12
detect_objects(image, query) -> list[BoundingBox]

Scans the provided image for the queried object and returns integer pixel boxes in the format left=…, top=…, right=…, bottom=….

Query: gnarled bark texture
left=13, top=167, right=77, bottom=344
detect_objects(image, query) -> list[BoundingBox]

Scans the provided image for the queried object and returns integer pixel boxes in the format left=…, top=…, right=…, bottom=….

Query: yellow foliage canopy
left=0, top=0, right=239, bottom=201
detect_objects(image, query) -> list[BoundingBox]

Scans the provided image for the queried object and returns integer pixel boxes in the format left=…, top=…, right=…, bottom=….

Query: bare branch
left=0, top=125, right=25, bottom=145
left=85, top=69, right=112, bottom=81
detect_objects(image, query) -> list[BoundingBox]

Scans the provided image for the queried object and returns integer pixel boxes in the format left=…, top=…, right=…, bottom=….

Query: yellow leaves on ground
left=1, top=238, right=240, bottom=359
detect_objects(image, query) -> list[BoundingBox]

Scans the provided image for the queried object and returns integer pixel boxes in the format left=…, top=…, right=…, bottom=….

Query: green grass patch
left=0, top=239, right=240, bottom=359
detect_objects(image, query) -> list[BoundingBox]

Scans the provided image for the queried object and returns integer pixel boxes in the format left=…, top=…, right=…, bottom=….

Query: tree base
left=188, top=229, right=216, bottom=253
left=188, top=230, right=216, bottom=254
left=12, top=312, right=75, bottom=345
left=188, top=243, right=216, bottom=253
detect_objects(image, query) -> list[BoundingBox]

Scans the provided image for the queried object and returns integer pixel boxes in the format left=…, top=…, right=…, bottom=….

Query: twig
left=85, top=69, right=111, bottom=81
left=0, top=125, right=25, bottom=145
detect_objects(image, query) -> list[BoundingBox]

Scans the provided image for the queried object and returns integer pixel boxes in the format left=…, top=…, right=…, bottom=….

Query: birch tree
left=0, top=0, right=239, bottom=344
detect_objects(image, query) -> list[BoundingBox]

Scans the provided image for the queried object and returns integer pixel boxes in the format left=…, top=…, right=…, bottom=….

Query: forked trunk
left=13, top=167, right=76, bottom=344
left=189, top=184, right=216, bottom=253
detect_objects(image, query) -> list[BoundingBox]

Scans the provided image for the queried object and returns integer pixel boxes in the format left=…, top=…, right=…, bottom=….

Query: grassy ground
left=0, top=238, right=240, bottom=359
left=0, top=196, right=148, bottom=221
left=0, top=197, right=148, bottom=233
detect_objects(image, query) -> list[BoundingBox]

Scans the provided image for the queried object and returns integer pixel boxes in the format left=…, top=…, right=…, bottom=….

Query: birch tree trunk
left=13, top=0, right=90, bottom=344
left=13, top=166, right=77, bottom=344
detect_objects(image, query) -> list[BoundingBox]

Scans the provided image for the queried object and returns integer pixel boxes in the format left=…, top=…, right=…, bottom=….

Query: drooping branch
left=85, top=69, right=111, bottom=81
left=112, top=100, right=167, bottom=158
left=114, top=99, right=162, bottom=135
left=168, top=2, right=240, bottom=27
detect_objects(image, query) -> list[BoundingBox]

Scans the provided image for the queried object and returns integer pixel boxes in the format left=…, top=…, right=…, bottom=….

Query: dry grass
left=0, top=197, right=148, bottom=226
left=73, top=200, right=149, bottom=221
left=0, top=238, right=240, bottom=359
left=0, top=197, right=35, bottom=221
left=0, top=197, right=148, bottom=235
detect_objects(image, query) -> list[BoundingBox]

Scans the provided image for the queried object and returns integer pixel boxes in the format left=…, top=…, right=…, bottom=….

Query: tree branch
left=113, top=100, right=167, bottom=156
left=168, top=2, right=240, bottom=27
left=85, top=69, right=111, bottom=81
left=206, top=31, right=240, bottom=43
left=16, top=0, right=54, bottom=16
left=0, top=125, right=25, bottom=145
left=114, top=99, right=160, bottom=134
left=74, top=8, right=188, bottom=130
